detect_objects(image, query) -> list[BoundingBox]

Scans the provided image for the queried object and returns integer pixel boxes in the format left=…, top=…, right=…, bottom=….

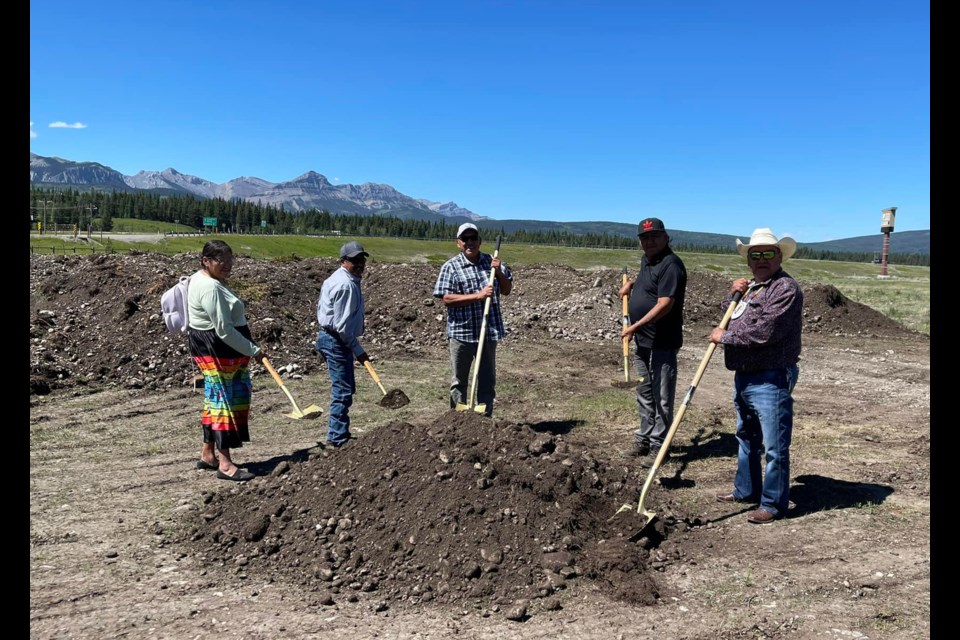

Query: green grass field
left=29, top=221, right=930, bottom=335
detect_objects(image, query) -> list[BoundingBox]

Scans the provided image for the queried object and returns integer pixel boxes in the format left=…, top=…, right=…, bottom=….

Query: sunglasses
left=459, top=235, right=480, bottom=242
left=748, top=249, right=778, bottom=261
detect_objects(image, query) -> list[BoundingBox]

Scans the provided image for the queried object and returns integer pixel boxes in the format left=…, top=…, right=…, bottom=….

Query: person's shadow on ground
left=659, top=427, right=737, bottom=489
left=244, top=447, right=314, bottom=476
left=660, top=428, right=894, bottom=521
left=788, top=474, right=893, bottom=517
left=528, top=419, right=584, bottom=436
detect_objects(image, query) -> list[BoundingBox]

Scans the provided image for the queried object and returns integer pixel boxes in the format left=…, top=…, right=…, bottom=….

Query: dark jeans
left=632, top=345, right=679, bottom=450
left=448, top=337, right=497, bottom=417
left=316, top=331, right=355, bottom=446
left=732, top=365, right=799, bottom=517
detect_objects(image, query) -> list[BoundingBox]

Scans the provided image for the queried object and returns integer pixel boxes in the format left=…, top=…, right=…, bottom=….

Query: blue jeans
left=448, top=338, right=497, bottom=417
left=632, top=346, right=678, bottom=450
left=316, top=332, right=356, bottom=446
left=731, top=365, right=799, bottom=517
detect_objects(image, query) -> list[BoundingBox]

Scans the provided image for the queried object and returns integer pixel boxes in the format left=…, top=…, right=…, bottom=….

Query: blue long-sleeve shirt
left=316, top=266, right=366, bottom=357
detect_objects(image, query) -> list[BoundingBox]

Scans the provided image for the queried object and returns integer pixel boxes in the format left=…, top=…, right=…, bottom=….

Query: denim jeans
left=732, top=365, right=799, bottom=517
left=448, top=338, right=497, bottom=417
left=316, top=332, right=356, bottom=446
left=632, top=346, right=678, bottom=450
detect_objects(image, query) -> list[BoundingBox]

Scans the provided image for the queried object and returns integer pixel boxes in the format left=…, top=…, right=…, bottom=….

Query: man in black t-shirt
left=618, top=217, right=687, bottom=466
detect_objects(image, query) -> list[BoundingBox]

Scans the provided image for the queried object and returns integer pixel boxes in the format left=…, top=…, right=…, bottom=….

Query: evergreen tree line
left=29, top=187, right=929, bottom=266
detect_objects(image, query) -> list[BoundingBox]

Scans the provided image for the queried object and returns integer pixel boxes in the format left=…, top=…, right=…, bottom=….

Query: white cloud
left=30, top=121, right=37, bottom=139
left=49, top=121, right=88, bottom=129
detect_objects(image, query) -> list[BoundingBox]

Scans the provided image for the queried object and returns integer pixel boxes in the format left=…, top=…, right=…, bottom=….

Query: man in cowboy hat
left=709, top=228, right=803, bottom=525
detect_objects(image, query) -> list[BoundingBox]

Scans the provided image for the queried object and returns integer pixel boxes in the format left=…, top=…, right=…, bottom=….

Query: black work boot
left=639, top=447, right=670, bottom=468
left=620, top=440, right=650, bottom=459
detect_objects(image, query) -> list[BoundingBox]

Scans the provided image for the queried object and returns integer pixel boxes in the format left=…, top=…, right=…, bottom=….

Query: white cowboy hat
left=736, top=228, right=797, bottom=261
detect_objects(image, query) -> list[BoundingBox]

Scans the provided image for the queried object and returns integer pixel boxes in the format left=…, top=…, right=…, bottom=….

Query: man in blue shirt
left=316, top=241, right=372, bottom=447
left=433, top=223, right=513, bottom=417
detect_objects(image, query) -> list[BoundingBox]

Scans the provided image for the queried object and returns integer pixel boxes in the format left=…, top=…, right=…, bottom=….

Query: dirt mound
left=800, top=282, right=910, bottom=336
left=180, top=410, right=668, bottom=617
left=29, top=254, right=921, bottom=397
left=377, top=387, right=411, bottom=408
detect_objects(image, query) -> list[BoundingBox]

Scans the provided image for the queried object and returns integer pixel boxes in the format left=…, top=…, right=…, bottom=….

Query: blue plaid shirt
left=433, top=252, right=512, bottom=342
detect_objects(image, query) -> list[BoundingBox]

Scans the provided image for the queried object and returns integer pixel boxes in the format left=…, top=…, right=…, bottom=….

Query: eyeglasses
left=209, top=256, right=234, bottom=266
left=748, top=249, right=778, bottom=261
left=459, top=235, right=479, bottom=243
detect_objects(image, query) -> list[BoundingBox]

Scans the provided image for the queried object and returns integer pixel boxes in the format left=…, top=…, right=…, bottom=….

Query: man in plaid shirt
left=433, top=223, right=513, bottom=416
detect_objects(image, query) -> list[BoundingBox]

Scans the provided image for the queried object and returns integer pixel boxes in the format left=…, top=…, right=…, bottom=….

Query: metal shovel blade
left=263, top=356, right=323, bottom=421
left=286, top=404, right=324, bottom=420
left=455, top=401, right=487, bottom=414
left=611, top=377, right=643, bottom=389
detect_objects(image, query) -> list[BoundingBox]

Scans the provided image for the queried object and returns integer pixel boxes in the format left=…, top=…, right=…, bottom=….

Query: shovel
left=612, top=290, right=744, bottom=538
left=456, top=236, right=502, bottom=414
left=262, top=356, right=324, bottom=420
left=364, top=360, right=410, bottom=409
left=612, top=266, right=638, bottom=389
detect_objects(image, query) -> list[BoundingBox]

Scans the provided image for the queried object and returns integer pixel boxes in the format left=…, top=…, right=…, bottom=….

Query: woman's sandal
left=216, top=468, right=255, bottom=482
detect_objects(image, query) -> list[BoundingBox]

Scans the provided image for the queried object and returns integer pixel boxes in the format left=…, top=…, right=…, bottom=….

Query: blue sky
left=29, top=1, right=929, bottom=242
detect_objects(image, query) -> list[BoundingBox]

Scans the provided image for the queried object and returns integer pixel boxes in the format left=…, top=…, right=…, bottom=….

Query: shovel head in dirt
left=262, top=356, right=324, bottom=420
left=364, top=361, right=410, bottom=409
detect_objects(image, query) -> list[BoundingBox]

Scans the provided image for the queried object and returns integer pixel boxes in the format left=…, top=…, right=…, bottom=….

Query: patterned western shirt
left=719, top=269, right=803, bottom=372
left=433, top=251, right=513, bottom=342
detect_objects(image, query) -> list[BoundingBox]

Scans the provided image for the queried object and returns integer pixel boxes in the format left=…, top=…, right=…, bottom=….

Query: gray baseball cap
left=339, top=241, right=369, bottom=260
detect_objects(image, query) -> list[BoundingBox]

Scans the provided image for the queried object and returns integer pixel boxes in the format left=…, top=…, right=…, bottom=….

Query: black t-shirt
left=627, top=250, right=686, bottom=349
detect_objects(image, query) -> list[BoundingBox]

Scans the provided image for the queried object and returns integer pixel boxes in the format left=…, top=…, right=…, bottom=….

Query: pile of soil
left=377, top=387, right=411, bottom=408
left=183, top=410, right=664, bottom=618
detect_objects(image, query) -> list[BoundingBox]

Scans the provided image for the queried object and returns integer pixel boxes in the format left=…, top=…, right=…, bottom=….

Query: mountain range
left=29, top=153, right=929, bottom=254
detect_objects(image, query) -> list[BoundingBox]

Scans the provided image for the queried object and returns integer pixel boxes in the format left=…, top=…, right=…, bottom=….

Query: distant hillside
left=29, top=153, right=928, bottom=255
left=801, top=231, right=929, bottom=255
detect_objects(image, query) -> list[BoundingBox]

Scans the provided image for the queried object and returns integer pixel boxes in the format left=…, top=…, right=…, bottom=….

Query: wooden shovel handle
left=261, top=356, right=287, bottom=389
left=621, top=268, right=631, bottom=357
left=621, top=268, right=629, bottom=316
left=262, top=355, right=304, bottom=414
left=364, top=360, right=389, bottom=396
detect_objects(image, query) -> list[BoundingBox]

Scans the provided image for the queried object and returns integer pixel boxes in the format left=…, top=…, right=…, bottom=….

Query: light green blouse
left=186, top=270, right=261, bottom=357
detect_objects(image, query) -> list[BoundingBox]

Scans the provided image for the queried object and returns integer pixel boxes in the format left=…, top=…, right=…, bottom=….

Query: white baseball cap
left=456, top=223, right=479, bottom=239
